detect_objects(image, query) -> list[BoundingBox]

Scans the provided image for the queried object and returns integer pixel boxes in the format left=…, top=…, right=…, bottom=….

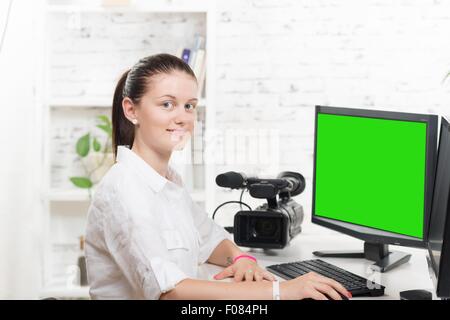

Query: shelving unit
left=37, top=0, right=216, bottom=299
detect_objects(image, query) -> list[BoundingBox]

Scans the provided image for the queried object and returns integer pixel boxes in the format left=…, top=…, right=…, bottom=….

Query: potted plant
left=69, top=115, right=114, bottom=199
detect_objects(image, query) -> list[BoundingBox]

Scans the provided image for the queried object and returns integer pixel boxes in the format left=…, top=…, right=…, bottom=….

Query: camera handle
left=267, top=197, right=278, bottom=209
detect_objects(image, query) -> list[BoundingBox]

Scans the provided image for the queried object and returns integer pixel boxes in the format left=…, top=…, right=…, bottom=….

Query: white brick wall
left=49, top=11, right=206, bottom=103
left=212, top=0, right=450, bottom=221
left=214, top=0, right=450, bottom=166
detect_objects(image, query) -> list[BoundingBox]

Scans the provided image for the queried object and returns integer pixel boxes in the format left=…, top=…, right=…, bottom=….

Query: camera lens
left=253, top=219, right=278, bottom=238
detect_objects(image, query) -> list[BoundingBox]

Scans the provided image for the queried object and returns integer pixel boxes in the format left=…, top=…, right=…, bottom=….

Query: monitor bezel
left=427, top=117, right=450, bottom=298
left=312, top=105, right=438, bottom=249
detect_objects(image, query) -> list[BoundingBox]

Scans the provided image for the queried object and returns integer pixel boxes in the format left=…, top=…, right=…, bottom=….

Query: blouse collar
left=116, top=145, right=179, bottom=193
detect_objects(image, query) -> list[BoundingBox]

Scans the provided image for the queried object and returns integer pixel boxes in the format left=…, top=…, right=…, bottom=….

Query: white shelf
left=45, top=189, right=92, bottom=202
left=48, top=98, right=207, bottom=109
left=45, top=188, right=206, bottom=203
left=49, top=99, right=111, bottom=108
left=40, top=285, right=90, bottom=299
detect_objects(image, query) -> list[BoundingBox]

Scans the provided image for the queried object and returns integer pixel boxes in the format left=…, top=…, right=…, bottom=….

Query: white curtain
left=0, top=0, right=42, bottom=299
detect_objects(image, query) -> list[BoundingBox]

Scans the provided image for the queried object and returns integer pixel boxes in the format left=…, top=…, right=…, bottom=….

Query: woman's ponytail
left=112, top=69, right=134, bottom=160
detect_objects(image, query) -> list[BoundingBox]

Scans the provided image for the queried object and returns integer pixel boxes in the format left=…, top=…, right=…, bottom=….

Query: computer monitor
left=312, top=106, right=438, bottom=272
left=427, top=117, right=450, bottom=299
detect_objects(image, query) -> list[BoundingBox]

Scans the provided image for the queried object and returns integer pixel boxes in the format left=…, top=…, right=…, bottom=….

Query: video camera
left=215, top=171, right=306, bottom=249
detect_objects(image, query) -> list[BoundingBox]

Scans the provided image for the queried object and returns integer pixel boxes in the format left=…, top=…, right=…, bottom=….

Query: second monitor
left=312, top=106, right=438, bottom=272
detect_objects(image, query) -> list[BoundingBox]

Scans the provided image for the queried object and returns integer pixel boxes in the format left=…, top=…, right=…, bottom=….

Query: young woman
left=85, top=53, right=351, bottom=300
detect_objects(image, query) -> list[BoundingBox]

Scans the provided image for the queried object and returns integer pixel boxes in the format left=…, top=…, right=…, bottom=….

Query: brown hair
left=112, top=53, right=197, bottom=159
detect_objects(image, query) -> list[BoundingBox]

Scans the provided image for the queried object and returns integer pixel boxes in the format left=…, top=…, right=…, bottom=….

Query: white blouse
left=85, top=146, right=230, bottom=300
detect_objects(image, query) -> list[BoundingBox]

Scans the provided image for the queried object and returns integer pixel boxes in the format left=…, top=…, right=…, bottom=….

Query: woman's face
left=130, top=70, right=198, bottom=155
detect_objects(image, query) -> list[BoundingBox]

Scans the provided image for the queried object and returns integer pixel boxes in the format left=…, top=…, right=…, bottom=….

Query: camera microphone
left=215, top=171, right=252, bottom=189
left=216, top=171, right=305, bottom=197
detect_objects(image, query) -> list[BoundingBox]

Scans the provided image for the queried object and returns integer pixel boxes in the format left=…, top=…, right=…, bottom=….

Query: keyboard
left=266, top=259, right=385, bottom=297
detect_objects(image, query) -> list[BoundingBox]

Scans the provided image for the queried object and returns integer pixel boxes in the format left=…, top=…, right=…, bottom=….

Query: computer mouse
left=399, top=289, right=432, bottom=300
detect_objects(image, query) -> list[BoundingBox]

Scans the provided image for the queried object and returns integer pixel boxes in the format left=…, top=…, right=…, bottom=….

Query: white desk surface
left=199, top=222, right=436, bottom=300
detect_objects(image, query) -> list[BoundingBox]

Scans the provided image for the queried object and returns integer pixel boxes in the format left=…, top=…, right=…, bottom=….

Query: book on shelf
left=193, top=49, right=206, bottom=98
left=177, top=34, right=206, bottom=98
left=181, top=48, right=191, bottom=64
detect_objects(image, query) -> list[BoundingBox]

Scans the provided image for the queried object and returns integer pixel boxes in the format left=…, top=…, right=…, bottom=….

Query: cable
left=239, top=189, right=245, bottom=210
left=212, top=201, right=252, bottom=221
left=0, top=0, right=13, bottom=55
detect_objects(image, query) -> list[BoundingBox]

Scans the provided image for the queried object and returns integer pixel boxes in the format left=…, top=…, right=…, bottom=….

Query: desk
left=199, top=222, right=436, bottom=300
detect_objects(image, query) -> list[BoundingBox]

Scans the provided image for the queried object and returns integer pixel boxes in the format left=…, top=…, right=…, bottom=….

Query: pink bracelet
left=233, top=254, right=257, bottom=264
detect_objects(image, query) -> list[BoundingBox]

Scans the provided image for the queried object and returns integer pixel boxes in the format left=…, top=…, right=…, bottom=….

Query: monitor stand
left=313, top=242, right=411, bottom=273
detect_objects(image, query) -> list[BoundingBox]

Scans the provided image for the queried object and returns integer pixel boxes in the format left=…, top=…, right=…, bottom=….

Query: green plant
left=69, top=115, right=114, bottom=199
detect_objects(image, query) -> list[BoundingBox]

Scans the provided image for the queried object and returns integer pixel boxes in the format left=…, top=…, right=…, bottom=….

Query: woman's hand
left=281, top=272, right=352, bottom=300
left=213, top=257, right=276, bottom=282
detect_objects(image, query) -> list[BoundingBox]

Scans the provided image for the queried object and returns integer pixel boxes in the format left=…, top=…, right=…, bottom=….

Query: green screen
left=314, top=113, right=427, bottom=239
